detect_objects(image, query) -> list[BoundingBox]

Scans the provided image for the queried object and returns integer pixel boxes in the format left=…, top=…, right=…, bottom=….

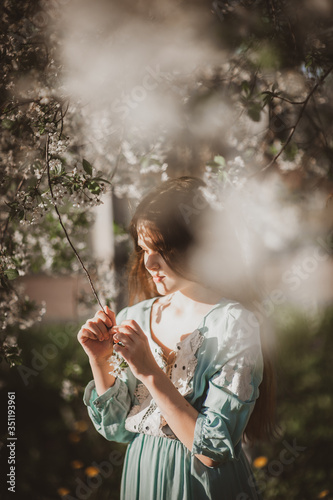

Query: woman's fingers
left=95, top=316, right=113, bottom=338
left=77, top=328, right=97, bottom=343
left=79, top=318, right=111, bottom=342
left=112, top=341, right=127, bottom=358
left=79, top=314, right=145, bottom=347
left=118, top=320, right=144, bottom=336
left=111, top=326, right=135, bottom=346
left=111, top=321, right=149, bottom=359
left=88, top=319, right=107, bottom=339
left=79, top=306, right=116, bottom=342
left=96, top=306, right=115, bottom=329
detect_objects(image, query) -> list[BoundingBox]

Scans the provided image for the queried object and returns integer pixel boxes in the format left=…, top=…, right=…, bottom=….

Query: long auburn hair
left=127, top=176, right=276, bottom=442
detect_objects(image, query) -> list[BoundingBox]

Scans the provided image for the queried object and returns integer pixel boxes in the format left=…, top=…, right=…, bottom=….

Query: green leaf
left=213, top=155, right=226, bottom=167
left=93, top=177, right=111, bottom=184
left=247, top=102, right=262, bottom=122
left=7, top=356, right=22, bottom=368
left=4, top=269, right=19, bottom=280
left=1, top=119, right=15, bottom=130
left=82, top=159, right=93, bottom=176
left=54, top=161, right=63, bottom=176
left=262, top=94, right=272, bottom=107
left=283, top=143, right=298, bottom=162
left=268, top=144, right=279, bottom=156
left=17, top=209, right=25, bottom=221
left=11, top=257, right=22, bottom=267
left=241, top=80, right=251, bottom=97
left=87, top=180, right=101, bottom=194
left=305, top=56, right=313, bottom=69
left=113, top=222, right=126, bottom=235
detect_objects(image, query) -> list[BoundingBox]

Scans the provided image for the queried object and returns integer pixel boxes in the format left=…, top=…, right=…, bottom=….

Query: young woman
left=78, top=176, right=275, bottom=500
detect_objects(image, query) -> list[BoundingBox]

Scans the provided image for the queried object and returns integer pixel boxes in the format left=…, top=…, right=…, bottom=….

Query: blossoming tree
left=1, top=0, right=332, bottom=368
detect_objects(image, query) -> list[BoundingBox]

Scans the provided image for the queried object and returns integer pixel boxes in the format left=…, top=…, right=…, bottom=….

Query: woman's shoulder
left=205, top=298, right=260, bottom=344
left=209, top=298, right=257, bottom=322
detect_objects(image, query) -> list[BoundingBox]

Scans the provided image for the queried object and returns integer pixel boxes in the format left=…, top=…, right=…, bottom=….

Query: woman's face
left=137, top=228, right=191, bottom=296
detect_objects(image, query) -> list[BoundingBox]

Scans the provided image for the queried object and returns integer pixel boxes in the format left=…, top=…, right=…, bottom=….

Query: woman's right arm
left=89, top=358, right=116, bottom=396
left=78, top=306, right=136, bottom=444
left=77, top=306, right=117, bottom=396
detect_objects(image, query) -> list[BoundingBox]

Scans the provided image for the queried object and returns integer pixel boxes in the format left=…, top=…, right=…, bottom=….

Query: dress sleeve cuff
left=83, top=378, right=121, bottom=411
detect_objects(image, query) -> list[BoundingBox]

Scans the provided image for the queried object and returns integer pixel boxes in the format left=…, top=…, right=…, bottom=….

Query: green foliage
left=283, top=143, right=298, bottom=162
left=0, top=344, right=22, bottom=367
left=3, top=269, right=19, bottom=280
left=1, top=308, right=332, bottom=499
left=82, top=159, right=93, bottom=176
left=206, top=155, right=229, bottom=181
left=252, top=307, right=333, bottom=499
left=0, top=322, right=125, bottom=500
left=113, top=222, right=127, bottom=236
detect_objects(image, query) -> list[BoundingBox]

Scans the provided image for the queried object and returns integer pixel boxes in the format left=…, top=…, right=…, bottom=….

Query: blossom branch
left=45, top=134, right=106, bottom=313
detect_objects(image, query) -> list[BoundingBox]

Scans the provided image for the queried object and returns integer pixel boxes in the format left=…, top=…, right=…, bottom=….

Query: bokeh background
left=1, top=0, right=333, bottom=498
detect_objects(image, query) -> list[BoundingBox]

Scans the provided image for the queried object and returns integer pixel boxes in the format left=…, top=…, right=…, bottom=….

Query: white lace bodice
left=124, top=328, right=204, bottom=439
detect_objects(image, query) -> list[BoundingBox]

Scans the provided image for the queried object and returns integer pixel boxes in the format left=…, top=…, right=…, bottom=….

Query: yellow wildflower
left=74, top=420, right=88, bottom=433
left=85, top=466, right=100, bottom=477
left=253, top=456, right=268, bottom=469
left=68, top=432, right=81, bottom=443
left=57, top=487, right=70, bottom=496
left=318, top=491, right=329, bottom=499
left=71, top=460, right=84, bottom=469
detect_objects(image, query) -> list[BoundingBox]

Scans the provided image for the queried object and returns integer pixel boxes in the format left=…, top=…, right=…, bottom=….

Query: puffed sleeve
left=191, top=306, right=263, bottom=463
left=83, top=307, right=138, bottom=444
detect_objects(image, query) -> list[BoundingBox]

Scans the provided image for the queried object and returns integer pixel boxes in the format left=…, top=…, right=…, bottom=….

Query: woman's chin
left=154, top=282, right=171, bottom=295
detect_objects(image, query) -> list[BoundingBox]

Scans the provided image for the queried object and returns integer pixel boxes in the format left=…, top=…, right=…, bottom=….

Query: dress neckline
left=147, top=295, right=226, bottom=355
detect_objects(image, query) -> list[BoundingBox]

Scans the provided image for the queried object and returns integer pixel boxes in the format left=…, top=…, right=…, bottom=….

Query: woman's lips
left=153, top=276, right=165, bottom=283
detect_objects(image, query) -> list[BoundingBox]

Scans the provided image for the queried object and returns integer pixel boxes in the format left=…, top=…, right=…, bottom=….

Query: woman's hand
left=111, top=320, right=160, bottom=380
left=77, top=306, right=116, bottom=364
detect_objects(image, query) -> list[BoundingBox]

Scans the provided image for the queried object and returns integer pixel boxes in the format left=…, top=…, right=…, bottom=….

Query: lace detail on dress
left=134, top=382, right=150, bottom=404
left=212, top=346, right=258, bottom=401
left=173, top=330, right=204, bottom=396
left=124, top=328, right=203, bottom=439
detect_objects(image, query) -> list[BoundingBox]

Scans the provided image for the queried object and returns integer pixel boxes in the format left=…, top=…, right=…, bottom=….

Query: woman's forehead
left=137, top=223, right=155, bottom=247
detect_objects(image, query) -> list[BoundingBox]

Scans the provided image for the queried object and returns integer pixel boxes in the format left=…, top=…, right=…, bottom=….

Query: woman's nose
left=145, top=253, right=160, bottom=270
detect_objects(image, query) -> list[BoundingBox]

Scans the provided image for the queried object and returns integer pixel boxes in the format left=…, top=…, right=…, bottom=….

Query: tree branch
left=0, top=178, right=25, bottom=249
left=45, top=134, right=106, bottom=313
left=254, top=65, right=333, bottom=176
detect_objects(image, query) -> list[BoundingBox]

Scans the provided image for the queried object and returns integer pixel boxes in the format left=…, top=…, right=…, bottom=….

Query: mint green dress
left=84, top=297, right=263, bottom=500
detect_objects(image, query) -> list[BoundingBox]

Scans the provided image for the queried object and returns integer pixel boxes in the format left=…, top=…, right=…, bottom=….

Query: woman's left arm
left=111, top=319, right=218, bottom=467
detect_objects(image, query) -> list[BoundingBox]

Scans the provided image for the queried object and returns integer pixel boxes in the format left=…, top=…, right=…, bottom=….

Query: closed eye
left=138, top=245, right=148, bottom=253
left=137, top=241, right=153, bottom=253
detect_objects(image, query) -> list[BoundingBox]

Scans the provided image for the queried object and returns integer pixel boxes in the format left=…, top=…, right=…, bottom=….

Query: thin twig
left=59, top=105, right=64, bottom=138
left=252, top=65, right=333, bottom=176
left=110, top=128, right=125, bottom=181
left=269, top=94, right=306, bottom=105
left=0, top=178, right=25, bottom=249
left=56, top=100, right=70, bottom=139
left=45, top=134, right=106, bottom=313
left=1, top=98, right=39, bottom=115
